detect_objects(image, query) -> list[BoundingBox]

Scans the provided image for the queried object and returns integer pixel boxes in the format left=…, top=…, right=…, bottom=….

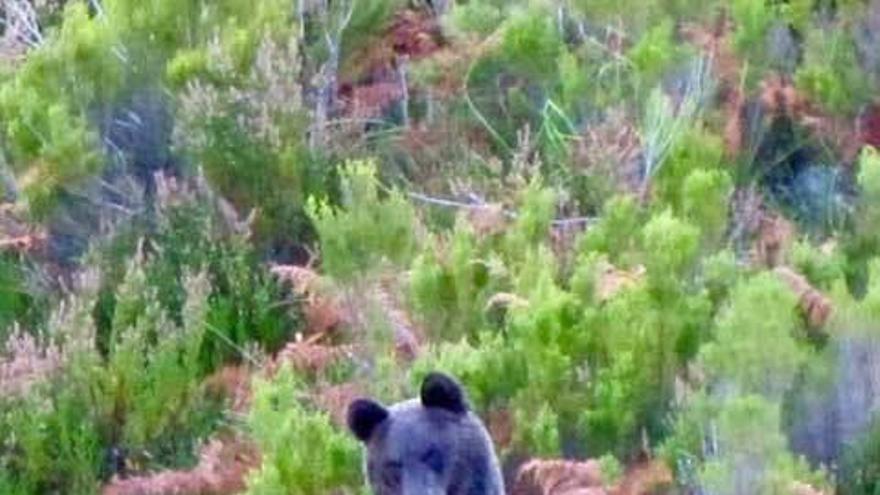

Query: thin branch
left=3, top=0, right=43, bottom=47
left=405, top=191, right=596, bottom=227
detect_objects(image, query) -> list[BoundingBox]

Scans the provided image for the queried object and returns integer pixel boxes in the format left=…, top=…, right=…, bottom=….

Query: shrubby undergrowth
left=2, top=0, right=880, bottom=493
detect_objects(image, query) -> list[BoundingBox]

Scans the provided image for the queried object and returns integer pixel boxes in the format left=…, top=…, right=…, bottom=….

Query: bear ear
left=420, top=372, right=469, bottom=414
left=347, top=399, right=389, bottom=442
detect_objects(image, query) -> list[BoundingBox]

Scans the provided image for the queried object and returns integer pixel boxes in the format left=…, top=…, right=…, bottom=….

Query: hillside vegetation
left=2, top=0, right=880, bottom=494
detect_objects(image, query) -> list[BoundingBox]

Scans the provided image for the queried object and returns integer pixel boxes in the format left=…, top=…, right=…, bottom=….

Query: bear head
left=347, top=372, right=504, bottom=495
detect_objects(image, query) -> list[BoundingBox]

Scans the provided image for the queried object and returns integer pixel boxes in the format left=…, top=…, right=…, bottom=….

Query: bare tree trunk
left=308, top=0, right=354, bottom=151
left=397, top=56, right=410, bottom=128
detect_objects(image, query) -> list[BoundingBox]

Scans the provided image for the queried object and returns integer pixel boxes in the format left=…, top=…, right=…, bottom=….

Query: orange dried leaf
left=513, top=459, right=605, bottom=495
left=102, top=435, right=259, bottom=495
left=596, top=261, right=645, bottom=303
left=774, top=266, right=833, bottom=328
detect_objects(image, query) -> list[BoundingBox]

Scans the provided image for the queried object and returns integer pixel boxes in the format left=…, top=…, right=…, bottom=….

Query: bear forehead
left=373, top=399, right=480, bottom=457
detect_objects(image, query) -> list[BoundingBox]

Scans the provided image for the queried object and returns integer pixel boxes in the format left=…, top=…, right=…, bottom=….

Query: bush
left=172, top=30, right=318, bottom=252
left=796, top=28, right=871, bottom=116
left=627, top=18, right=689, bottom=93
left=514, top=402, right=561, bottom=457
left=699, top=272, right=807, bottom=400
left=244, top=364, right=364, bottom=495
left=90, top=182, right=299, bottom=370
left=698, top=395, right=825, bottom=495
left=410, top=333, right=525, bottom=413
left=500, top=7, right=562, bottom=83
left=409, top=220, right=508, bottom=342
left=844, top=148, right=880, bottom=294
left=838, top=419, right=880, bottom=495
left=0, top=388, right=103, bottom=494
left=0, top=264, right=224, bottom=491
left=307, top=160, right=417, bottom=280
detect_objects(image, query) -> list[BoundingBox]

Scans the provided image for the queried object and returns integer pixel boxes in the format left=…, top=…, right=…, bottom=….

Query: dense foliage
left=2, top=0, right=880, bottom=494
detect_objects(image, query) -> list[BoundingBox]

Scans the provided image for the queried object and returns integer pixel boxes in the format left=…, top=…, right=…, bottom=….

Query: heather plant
left=0, top=382, right=103, bottom=494
left=244, top=364, right=364, bottom=495
left=409, top=220, right=508, bottom=342
left=88, top=178, right=298, bottom=370
left=172, top=31, right=317, bottom=252
left=845, top=148, right=880, bottom=288
left=0, top=0, right=298, bottom=224
left=652, top=127, right=726, bottom=212
left=697, top=395, right=826, bottom=495
left=626, top=18, right=690, bottom=95
left=0, top=271, right=104, bottom=494
left=730, top=0, right=779, bottom=88
left=102, top=263, right=212, bottom=454
left=307, top=159, right=417, bottom=280
left=0, top=243, right=265, bottom=491
left=0, top=254, right=47, bottom=334
left=796, top=27, right=872, bottom=116
left=699, top=272, right=808, bottom=400
left=409, top=333, right=524, bottom=413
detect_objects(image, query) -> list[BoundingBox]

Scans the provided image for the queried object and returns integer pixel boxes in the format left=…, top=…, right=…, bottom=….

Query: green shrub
left=642, top=209, right=701, bottom=283
left=701, top=249, right=740, bottom=303
left=681, top=168, right=733, bottom=247
left=699, top=272, right=807, bottom=399
left=410, top=333, right=525, bottom=413
left=448, top=2, right=504, bottom=38
left=500, top=7, right=562, bottom=83
left=654, top=127, right=726, bottom=210
left=244, top=364, right=364, bottom=495
left=409, top=219, right=508, bottom=341
left=698, top=395, right=824, bottom=495
left=172, top=28, right=319, bottom=250
left=627, top=18, right=689, bottom=93
left=509, top=179, right=558, bottom=250
left=791, top=240, right=846, bottom=291
left=796, top=28, right=871, bottom=116
left=582, top=280, right=711, bottom=455
left=103, top=264, right=211, bottom=450
left=308, top=160, right=417, bottom=280
left=838, top=418, right=880, bottom=495
left=0, top=255, right=48, bottom=335
left=577, top=195, right=643, bottom=267
left=90, top=186, right=299, bottom=370
left=0, top=279, right=103, bottom=494
left=0, top=264, right=224, bottom=490
left=730, top=0, right=778, bottom=87
left=513, top=402, right=561, bottom=457
left=844, top=148, right=880, bottom=294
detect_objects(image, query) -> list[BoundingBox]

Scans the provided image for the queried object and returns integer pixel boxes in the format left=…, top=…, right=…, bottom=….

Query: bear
left=347, top=371, right=505, bottom=495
